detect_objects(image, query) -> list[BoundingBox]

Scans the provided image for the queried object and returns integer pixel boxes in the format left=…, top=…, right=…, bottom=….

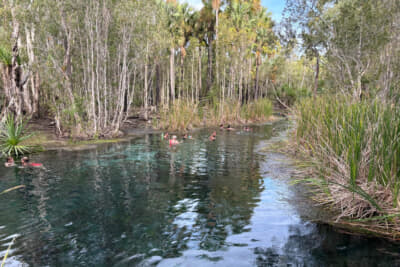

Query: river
left=0, top=121, right=399, bottom=266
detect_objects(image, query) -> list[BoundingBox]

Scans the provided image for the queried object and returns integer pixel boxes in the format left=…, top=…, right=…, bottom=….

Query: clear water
left=0, top=122, right=400, bottom=266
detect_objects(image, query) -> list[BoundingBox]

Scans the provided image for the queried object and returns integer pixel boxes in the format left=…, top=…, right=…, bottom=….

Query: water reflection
left=0, top=122, right=399, bottom=266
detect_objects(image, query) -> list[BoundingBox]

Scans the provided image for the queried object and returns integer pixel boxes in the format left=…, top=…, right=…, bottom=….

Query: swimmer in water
left=169, top=135, right=180, bottom=146
left=21, top=156, right=43, bottom=168
left=4, top=157, right=15, bottom=167
left=209, top=131, right=217, bottom=141
left=219, top=124, right=224, bottom=130
left=226, top=125, right=235, bottom=131
left=164, top=132, right=169, bottom=139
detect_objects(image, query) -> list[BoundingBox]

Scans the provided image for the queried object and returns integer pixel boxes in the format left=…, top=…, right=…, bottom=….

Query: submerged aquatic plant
left=0, top=114, right=41, bottom=157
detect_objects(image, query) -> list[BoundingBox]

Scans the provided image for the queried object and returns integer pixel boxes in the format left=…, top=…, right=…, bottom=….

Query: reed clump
left=158, top=100, right=202, bottom=131
left=293, top=95, right=400, bottom=237
left=241, top=98, right=273, bottom=122
left=157, top=98, right=273, bottom=131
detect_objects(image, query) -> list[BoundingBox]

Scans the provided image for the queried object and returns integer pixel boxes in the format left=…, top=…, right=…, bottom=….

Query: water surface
left=1, top=122, right=400, bottom=266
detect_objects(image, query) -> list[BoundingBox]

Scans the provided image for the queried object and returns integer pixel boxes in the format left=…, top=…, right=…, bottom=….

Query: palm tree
left=164, top=1, right=195, bottom=102
left=165, top=1, right=184, bottom=103
left=253, top=8, right=275, bottom=99
left=212, top=0, right=222, bottom=87
left=177, top=3, right=195, bottom=97
left=197, top=1, right=216, bottom=95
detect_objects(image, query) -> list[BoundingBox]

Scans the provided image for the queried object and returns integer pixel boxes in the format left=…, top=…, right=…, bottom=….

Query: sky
left=182, top=0, right=286, bottom=23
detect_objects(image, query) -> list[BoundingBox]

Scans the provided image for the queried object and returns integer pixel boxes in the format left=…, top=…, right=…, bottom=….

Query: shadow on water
left=0, top=120, right=399, bottom=266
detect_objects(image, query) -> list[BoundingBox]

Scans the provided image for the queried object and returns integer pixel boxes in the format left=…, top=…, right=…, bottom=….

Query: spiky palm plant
left=0, top=114, right=39, bottom=157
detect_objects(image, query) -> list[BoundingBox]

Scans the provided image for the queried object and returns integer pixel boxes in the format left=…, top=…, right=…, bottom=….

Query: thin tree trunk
left=314, top=52, right=319, bottom=97
left=198, top=47, right=201, bottom=101
left=207, top=37, right=213, bottom=95
left=255, top=54, right=260, bottom=100
left=170, top=47, right=175, bottom=103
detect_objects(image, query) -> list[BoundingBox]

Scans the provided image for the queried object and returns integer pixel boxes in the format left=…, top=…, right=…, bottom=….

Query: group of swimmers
left=4, top=156, right=43, bottom=168
left=164, top=124, right=253, bottom=145
left=163, top=132, right=193, bottom=146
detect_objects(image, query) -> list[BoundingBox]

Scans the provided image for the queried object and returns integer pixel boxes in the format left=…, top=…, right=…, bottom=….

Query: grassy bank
left=157, top=99, right=273, bottom=131
left=293, top=95, right=400, bottom=239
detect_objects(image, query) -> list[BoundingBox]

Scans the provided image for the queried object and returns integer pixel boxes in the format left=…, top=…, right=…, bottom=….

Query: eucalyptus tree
left=283, top=0, right=325, bottom=96
left=164, top=0, right=186, bottom=103
left=0, top=0, right=37, bottom=118
left=322, top=0, right=391, bottom=98
left=225, top=0, right=255, bottom=103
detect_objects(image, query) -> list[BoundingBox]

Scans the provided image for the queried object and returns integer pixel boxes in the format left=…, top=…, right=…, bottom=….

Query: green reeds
left=157, top=98, right=273, bottom=131
left=159, top=100, right=202, bottom=131
left=294, top=95, right=400, bottom=221
left=240, top=98, right=273, bottom=121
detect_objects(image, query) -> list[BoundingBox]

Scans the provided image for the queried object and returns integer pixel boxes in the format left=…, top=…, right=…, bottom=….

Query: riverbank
left=285, top=95, right=400, bottom=241
left=23, top=112, right=280, bottom=151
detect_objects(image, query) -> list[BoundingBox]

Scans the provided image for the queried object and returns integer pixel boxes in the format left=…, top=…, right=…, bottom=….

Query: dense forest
left=0, top=0, right=284, bottom=137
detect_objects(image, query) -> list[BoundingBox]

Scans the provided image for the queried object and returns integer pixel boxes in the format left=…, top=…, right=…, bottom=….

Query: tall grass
left=240, top=98, right=273, bottom=121
left=158, top=100, right=202, bottom=131
left=294, top=95, right=400, bottom=224
left=157, top=98, right=273, bottom=131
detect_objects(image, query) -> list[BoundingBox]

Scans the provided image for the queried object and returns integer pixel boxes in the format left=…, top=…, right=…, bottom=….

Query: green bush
left=276, top=84, right=311, bottom=106
left=0, top=114, right=41, bottom=157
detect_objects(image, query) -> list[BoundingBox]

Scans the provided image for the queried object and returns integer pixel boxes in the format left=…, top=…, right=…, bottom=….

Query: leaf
left=0, top=185, right=26, bottom=195
left=1, top=237, right=16, bottom=267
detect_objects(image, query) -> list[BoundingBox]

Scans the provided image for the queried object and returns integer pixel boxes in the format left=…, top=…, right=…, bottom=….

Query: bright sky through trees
left=183, top=0, right=285, bottom=22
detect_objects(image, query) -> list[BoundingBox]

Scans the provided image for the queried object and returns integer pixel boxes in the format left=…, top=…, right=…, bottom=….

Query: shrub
left=0, top=114, right=41, bottom=157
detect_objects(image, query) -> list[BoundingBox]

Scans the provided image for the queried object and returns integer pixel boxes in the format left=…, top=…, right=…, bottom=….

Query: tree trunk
left=206, top=36, right=213, bottom=95
left=9, top=5, right=23, bottom=117
left=314, top=52, right=319, bottom=97
left=170, top=47, right=175, bottom=103
left=144, top=63, right=148, bottom=121
left=156, top=63, right=161, bottom=106
left=198, top=47, right=202, bottom=101
left=215, top=9, right=219, bottom=91
left=255, top=54, right=260, bottom=100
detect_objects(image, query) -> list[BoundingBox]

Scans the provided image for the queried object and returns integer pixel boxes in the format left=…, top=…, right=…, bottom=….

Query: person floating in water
left=243, top=126, right=252, bottom=132
left=226, top=125, right=235, bottom=131
left=183, top=133, right=193, bottom=140
left=4, top=157, right=15, bottom=167
left=219, top=124, right=224, bottom=130
left=209, top=131, right=217, bottom=141
left=21, top=156, right=43, bottom=168
left=169, top=135, right=180, bottom=146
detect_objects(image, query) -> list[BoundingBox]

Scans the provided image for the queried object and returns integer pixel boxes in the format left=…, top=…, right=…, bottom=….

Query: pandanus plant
left=0, top=114, right=40, bottom=157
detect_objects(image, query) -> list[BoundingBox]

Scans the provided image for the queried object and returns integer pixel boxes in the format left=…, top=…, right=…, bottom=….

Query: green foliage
left=295, top=95, right=400, bottom=213
left=276, top=84, right=310, bottom=106
left=240, top=98, right=272, bottom=121
left=0, top=45, right=12, bottom=66
left=158, top=98, right=273, bottom=131
left=159, top=100, right=202, bottom=131
left=0, top=115, right=41, bottom=157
